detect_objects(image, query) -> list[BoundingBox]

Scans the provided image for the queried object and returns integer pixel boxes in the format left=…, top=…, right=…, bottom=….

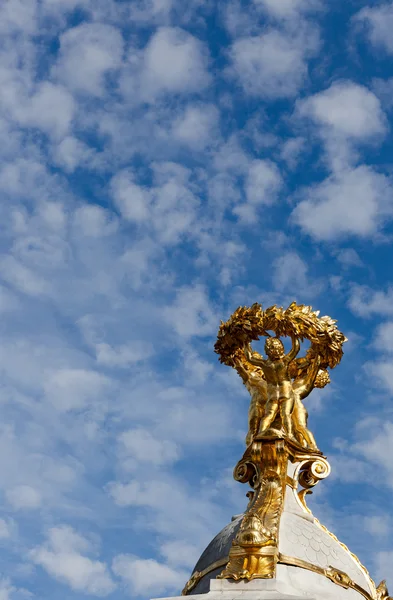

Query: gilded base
left=218, top=547, right=277, bottom=580
left=218, top=438, right=289, bottom=581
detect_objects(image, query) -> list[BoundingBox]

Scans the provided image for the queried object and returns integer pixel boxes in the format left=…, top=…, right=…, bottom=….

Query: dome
left=182, top=458, right=378, bottom=600
left=183, top=516, right=243, bottom=594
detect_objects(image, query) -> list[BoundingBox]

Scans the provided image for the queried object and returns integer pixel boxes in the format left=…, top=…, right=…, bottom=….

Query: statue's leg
left=293, top=402, right=318, bottom=450
left=246, top=416, right=261, bottom=445
left=247, top=403, right=264, bottom=445
left=257, top=400, right=278, bottom=434
left=301, top=427, right=318, bottom=450
left=292, top=408, right=305, bottom=447
left=280, top=396, right=295, bottom=438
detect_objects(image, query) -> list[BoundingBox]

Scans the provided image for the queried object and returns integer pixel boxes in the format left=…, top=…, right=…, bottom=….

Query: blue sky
left=1, top=0, right=393, bottom=598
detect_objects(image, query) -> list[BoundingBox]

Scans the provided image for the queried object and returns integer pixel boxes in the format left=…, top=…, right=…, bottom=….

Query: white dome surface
left=277, top=460, right=376, bottom=600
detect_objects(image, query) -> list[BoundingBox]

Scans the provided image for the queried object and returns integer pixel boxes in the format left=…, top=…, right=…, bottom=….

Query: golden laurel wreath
left=214, top=302, right=347, bottom=371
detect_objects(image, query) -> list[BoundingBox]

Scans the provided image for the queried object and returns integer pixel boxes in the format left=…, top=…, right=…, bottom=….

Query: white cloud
left=375, top=551, right=393, bottom=585
left=354, top=419, right=393, bottom=486
left=0, top=256, right=51, bottom=297
left=212, top=135, right=250, bottom=175
left=30, top=526, right=116, bottom=596
left=77, top=313, right=157, bottom=367
left=95, top=342, right=154, bottom=367
left=0, top=0, right=38, bottom=35
left=181, top=346, right=214, bottom=385
left=42, top=0, right=90, bottom=13
left=355, top=3, right=393, bottom=55
left=117, top=242, right=163, bottom=290
left=0, top=285, right=20, bottom=313
left=348, top=285, right=393, bottom=318
left=245, top=159, right=282, bottom=205
left=163, top=284, right=216, bottom=337
left=112, top=554, right=188, bottom=596
left=12, top=235, right=69, bottom=270
left=280, top=137, right=305, bottom=170
left=110, top=170, right=150, bottom=223
left=111, top=162, right=199, bottom=245
left=172, top=103, right=220, bottom=151
left=0, top=158, right=58, bottom=202
left=73, top=204, right=118, bottom=238
left=0, top=45, right=75, bottom=140
left=292, top=166, right=393, bottom=241
left=128, top=0, right=174, bottom=24
left=122, top=26, right=211, bottom=102
left=53, top=136, right=95, bottom=173
left=298, top=81, right=387, bottom=141
left=253, top=0, right=321, bottom=18
left=363, top=515, right=390, bottom=538
left=43, top=369, right=112, bottom=412
left=107, top=457, right=244, bottom=576
left=372, top=322, right=393, bottom=353
left=0, top=518, right=13, bottom=539
left=335, top=248, right=363, bottom=269
left=54, top=23, right=124, bottom=96
left=108, top=481, right=144, bottom=507
left=364, top=361, right=393, bottom=395
left=14, top=82, right=75, bottom=140
left=0, top=419, right=86, bottom=516
left=160, top=540, right=200, bottom=569
left=329, top=454, right=370, bottom=485
left=372, top=77, right=393, bottom=110
left=272, top=251, right=318, bottom=296
left=0, top=578, right=18, bottom=600
left=233, top=159, right=282, bottom=222
left=6, top=485, right=41, bottom=510
left=37, top=201, right=67, bottom=232
left=332, top=417, right=393, bottom=495
left=230, top=29, right=318, bottom=98
left=142, top=27, right=210, bottom=95
left=118, top=428, right=179, bottom=467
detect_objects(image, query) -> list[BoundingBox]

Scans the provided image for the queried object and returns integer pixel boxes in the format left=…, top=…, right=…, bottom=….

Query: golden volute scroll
left=214, top=301, right=347, bottom=582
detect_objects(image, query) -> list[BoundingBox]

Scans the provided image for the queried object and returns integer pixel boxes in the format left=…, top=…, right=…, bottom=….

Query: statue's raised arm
left=285, top=335, right=300, bottom=364
left=293, top=353, right=321, bottom=399
left=243, top=343, right=266, bottom=368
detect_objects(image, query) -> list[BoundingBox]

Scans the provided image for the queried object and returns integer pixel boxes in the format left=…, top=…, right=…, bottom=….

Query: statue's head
left=264, top=337, right=285, bottom=360
left=314, top=368, right=331, bottom=388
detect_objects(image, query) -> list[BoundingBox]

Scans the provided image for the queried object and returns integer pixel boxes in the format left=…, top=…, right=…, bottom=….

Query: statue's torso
left=262, top=359, right=290, bottom=382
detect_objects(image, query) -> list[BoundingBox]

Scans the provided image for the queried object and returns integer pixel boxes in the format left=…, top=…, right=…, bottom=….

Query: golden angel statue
left=215, top=302, right=346, bottom=452
left=235, top=343, right=330, bottom=451
left=244, top=336, right=300, bottom=441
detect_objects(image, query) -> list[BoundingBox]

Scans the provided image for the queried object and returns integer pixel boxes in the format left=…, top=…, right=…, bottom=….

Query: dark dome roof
left=184, top=515, right=242, bottom=595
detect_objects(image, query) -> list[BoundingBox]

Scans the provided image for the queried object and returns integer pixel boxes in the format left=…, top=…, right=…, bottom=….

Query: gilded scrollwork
left=218, top=439, right=288, bottom=580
